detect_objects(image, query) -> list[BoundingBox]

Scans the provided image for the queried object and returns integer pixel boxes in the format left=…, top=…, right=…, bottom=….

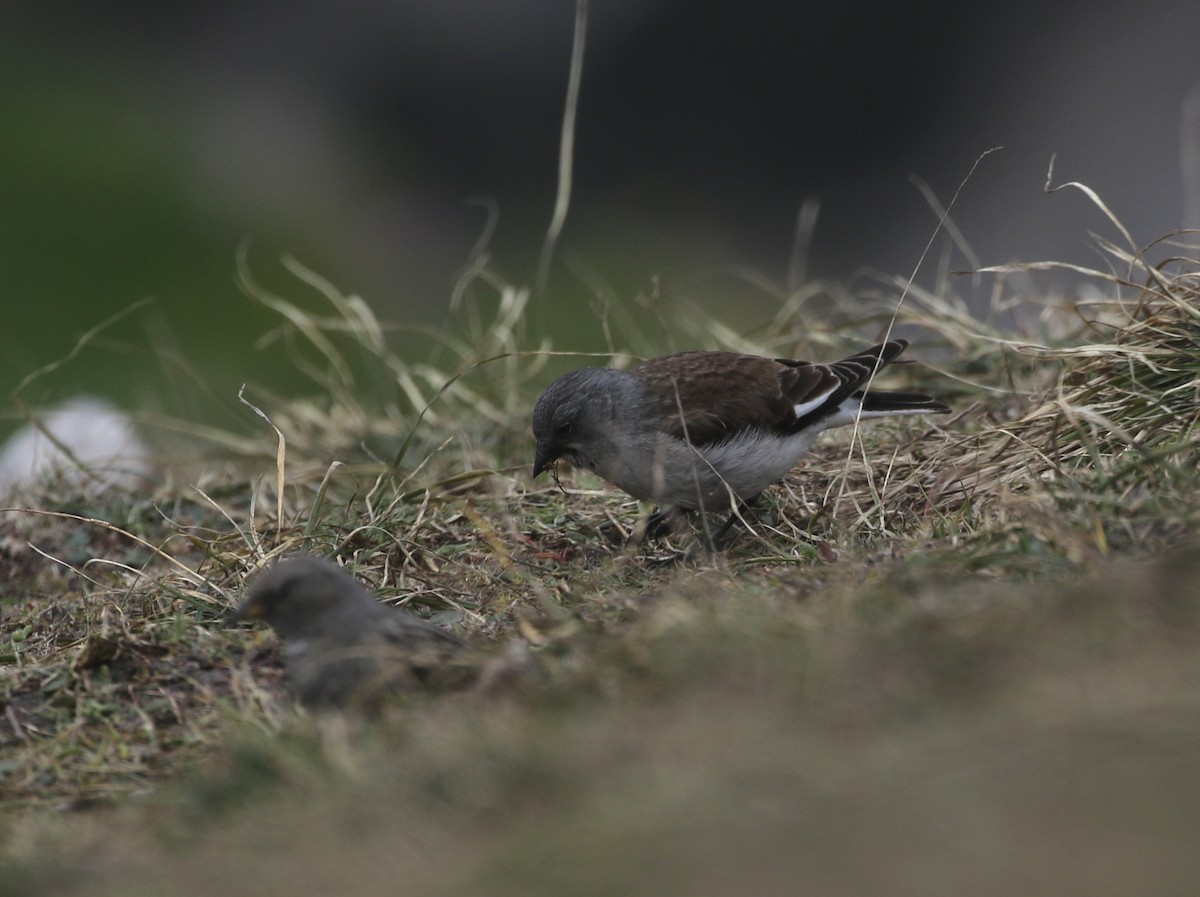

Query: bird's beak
left=533, top=444, right=556, bottom=478
left=224, top=599, right=262, bottom=625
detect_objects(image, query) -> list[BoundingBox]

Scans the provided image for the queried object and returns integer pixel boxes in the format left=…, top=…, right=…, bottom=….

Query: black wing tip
left=871, top=339, right=909, bottom=364
left=834, top=339, right=909, bottom=372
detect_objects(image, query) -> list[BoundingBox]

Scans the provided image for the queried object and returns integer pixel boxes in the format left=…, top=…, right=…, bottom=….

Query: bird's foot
left=624, top=503, right=755, bottom=558
left=625, top=507, right=681, bottom=547
left=693, top=502, right=758, bottom=553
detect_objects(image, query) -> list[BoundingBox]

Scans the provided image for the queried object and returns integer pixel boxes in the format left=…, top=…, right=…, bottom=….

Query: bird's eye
left=555, top=421, right=573, bottom=438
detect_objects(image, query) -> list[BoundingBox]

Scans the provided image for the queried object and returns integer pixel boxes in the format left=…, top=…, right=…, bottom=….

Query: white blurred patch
left=0, top=397, right=151, bottom=499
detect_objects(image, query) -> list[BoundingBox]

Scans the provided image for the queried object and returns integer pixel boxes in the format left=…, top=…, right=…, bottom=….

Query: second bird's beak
left=224, top=599, right=262, bottom=625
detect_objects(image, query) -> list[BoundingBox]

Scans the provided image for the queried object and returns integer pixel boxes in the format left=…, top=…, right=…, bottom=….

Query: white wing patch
left=791, top=386, right=837, bottom=419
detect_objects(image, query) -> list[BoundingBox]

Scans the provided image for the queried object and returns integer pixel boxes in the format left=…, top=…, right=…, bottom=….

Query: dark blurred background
left=2, top=0, right=1197, bottom=428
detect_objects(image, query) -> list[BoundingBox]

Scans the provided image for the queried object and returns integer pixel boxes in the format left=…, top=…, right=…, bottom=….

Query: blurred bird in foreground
left=227, top=556, right=465, bottom=710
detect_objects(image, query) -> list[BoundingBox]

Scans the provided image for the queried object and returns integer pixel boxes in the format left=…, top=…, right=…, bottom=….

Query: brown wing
left=632, top=341, right=911, bottom=444
left=786, top=339, right=910, bottom=431
left=633, top=351, right=793, bottom=444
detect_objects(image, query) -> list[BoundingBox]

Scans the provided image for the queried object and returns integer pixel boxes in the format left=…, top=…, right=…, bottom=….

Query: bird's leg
left=644, top=508, right=675, bottom=540
left=709, top=512, right=740, bottom=548
left=626, top=506, right=682, bottom=547
left=705, top=499, right=758, bottom=551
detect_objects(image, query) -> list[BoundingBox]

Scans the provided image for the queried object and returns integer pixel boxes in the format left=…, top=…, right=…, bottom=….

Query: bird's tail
left=857, top=390, right=951, bottom=415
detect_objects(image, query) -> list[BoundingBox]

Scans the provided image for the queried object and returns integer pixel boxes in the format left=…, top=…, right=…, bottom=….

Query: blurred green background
left=0, top=47, right=343, bottom=428
left=1, top=0, right=1195, bottom=438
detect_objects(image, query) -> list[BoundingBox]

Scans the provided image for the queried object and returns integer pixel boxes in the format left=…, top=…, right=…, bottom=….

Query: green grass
left=1, top=216, right=1199, bottom=894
